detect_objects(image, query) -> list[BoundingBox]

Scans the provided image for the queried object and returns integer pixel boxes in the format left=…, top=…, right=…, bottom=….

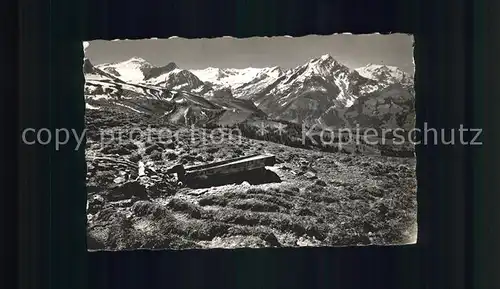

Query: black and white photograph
left=83, top=34, right=417, bottom=251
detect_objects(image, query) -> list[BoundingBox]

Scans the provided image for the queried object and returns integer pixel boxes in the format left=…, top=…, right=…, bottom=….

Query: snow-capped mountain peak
left=96, top=57, right=154, bottom=83
left=84, top=53, right=414, bottom=129
left=190, top=66, right=281, bottom=92
left=293, top=54, right=349, bottom=79
left=125, top=56, right=150, bottom=64
left=310, top=54, right=337, bottom=65
left=355, top=64, right=412, bottom=86
left=317, top=53, right=336, bottom=63
left=191, top=67, right=231, bottom=82
left=117, top=57, right=154, bottom=70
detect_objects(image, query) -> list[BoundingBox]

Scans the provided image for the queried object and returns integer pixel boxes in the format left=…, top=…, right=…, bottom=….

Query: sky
left=84, top=33, right=414, bottom=74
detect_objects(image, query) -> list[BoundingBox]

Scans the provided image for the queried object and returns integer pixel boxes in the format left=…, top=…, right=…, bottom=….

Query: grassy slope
left=86, top=108, right=417, bottom=250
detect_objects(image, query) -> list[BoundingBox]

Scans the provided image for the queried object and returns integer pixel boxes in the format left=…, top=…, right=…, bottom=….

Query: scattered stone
left=150, top=175, right=162, bottom=182
left=304, top=171, right=317, bottom=180
left=113, top=198, right=135, bottom=208
left=397, top=164, right=409, bottom=172
left=138, top=161, right=146, bottom=176
left=293, top=170, right=305, bottom=176
left=387, top=172, right=400, bottom=180
left=187, top=189, right=208, bottom=196
left=275, top=157, right=284, bottom=164
left=113, top=176, right=126, bottom=184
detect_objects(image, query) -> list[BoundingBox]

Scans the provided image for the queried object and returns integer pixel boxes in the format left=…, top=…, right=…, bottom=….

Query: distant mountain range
left=84, top=54, right=415, bottom=130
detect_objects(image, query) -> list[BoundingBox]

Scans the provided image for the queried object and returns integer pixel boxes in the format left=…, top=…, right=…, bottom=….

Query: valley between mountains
left=84, top=54, right=417, bottom=250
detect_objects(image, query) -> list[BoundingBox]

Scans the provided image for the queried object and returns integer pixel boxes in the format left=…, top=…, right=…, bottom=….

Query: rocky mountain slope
left=356, top=64, right=414, bottom=91
left=318, top=83, right=415, bottom=130
left=246, top=55, right=381, bottom=124
left=190, top=55, right=414, bottom=126
left=88, top=54, right=414, bottom=131
left=96, top=57, right=154, bottom=83
left=190, top=66, right=285, bottom=98
left=84, top=59, right=265, bottom=126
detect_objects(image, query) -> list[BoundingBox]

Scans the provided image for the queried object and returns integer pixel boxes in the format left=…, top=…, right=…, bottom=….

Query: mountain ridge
left=84, top=54, right=414, bottom=130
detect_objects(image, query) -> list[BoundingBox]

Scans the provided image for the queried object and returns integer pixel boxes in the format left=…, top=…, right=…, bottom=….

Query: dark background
left=13, top=0, right=497, bottom=288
